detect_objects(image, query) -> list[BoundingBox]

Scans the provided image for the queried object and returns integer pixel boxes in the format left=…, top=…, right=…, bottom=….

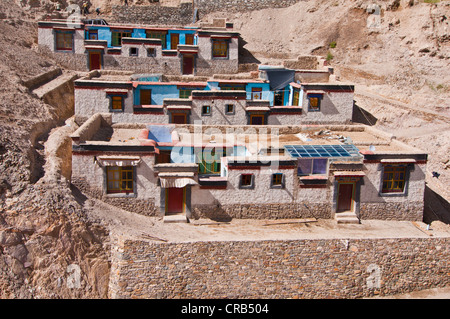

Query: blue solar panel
left=284, top=144, right=360, bottom=158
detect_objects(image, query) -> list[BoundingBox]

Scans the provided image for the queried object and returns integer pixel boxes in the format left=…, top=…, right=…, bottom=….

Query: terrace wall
left=109, top=237, right=450, bottom=299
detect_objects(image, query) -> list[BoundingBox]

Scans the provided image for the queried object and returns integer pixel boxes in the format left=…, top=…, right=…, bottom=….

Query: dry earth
left=0, top=0, right=449, bottom=299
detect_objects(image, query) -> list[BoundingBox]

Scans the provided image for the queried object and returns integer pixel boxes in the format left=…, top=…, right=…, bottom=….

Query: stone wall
left=111, top=3, right=194, bottom=25
left=109, top=237, right=450, bottom=299
left=196, top=0, right=302, bottom=15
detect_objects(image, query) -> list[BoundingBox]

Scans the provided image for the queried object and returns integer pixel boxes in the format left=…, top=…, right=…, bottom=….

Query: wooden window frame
left=308, top=94, right=323, bottom=112
left=129, top=47, right=139, bottom=56
left=239, top=173, right=254, bottom=189
left=147, top=47, right=156, bottom=57
left=212, top=39, right=229, bottom=59
left=55, top=30, right=74, bottom=51
left=111, top=30, right=132, bottom=47
left=271, top=173, right=285, bottom=189
left=292, top=89, right=300, bottom=106
left=381, top=165, right=407, bottom=194
left=106, top=166, right=135, bottom=194
left=146, top=30, right=167, bottom=49
left=179, top=89, right=193, bottom=99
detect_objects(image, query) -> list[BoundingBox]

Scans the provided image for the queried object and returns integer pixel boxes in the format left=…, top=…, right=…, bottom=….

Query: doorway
left=166, top=187, right=185, bottom=214
left=250, top=114, right=264, bottom=125
left=337, top=183, right=354, bottom=212
left=89, top=52, right=102, bottom=70
left=171, top=113, right=187, bottom=124
left=171, top=33, right=179, bottom=50
left=182, top=55, right=194, bottom=75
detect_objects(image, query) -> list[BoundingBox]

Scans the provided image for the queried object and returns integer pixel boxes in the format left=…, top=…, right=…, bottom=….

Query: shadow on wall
left=238, top=36, right=261, bottom=65
left=423, top=185, right=450, bottom=225
left=352, top=102, right=377, bottom=126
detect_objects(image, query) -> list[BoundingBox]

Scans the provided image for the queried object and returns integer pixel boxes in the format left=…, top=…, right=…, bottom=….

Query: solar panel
left=284, top=144, right=360, bottom=158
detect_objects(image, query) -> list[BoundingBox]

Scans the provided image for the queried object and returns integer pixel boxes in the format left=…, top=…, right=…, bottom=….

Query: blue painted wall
left=134, top=84, right=179, bottom=105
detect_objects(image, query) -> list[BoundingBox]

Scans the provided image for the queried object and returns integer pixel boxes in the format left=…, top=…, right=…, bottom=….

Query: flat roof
left=78, top=122, right=425, bottom=157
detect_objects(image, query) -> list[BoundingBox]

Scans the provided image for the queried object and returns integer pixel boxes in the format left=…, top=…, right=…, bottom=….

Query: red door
left=183, top=55, right=194, bottom=75
left=172, top=113, right=187, bottom=124
left=337, top=183, right=354, bottom=212
left=166, top=188, right=184, bottom=214
left=89, top=52, right=101, bottom=70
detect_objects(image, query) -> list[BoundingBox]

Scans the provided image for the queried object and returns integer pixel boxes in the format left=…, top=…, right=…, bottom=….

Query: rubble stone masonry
left=109, top=237, right=450, bottom=299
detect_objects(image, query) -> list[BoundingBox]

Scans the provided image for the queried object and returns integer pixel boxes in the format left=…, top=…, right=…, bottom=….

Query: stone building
left=37, top=19, right=239, bottom=75
left=73, top=70, right=353, bottom=126
left=70, top=113, right=427, bottom=223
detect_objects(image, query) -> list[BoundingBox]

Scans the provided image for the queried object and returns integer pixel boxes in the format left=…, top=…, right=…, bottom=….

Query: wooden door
left=183, top=55, right=194, bottom=75
left=172, top=113, right=187, bottom=124
left=171, top=34, right=179, bottom=50
left=89, top=52, right=101, bottom=70
left=166, top=187, right=184, bottom=214
left=185, top=34, right=194, bottom=45
left=337, top=183, right=354, bottom=212
left=250, top=114, right=264, bottom=125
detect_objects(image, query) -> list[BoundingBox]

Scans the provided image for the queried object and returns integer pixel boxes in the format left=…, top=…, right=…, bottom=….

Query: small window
left=271, top=173, right=284, bottom=188
left=202, top=105, right=211, bottom=116
left=382, top=166, right=407, bottom=193
left=225, top=104, right=235, bottom=115
left=212, top=39, right=229, bottom=58
left=129, top=47, right=138, bottom=56
left=239, top=174, right=254, bottom=189
left=106, top=166, right=134, bottom=194
left=179, top=89, right=193, bottom=99
left=140, top=89, right=152, bottom=105
left=147, top=48, right=156, bottom=57
left=110, top=96, right=124, bottom=111
left=308, top=94, right=322, bottom=112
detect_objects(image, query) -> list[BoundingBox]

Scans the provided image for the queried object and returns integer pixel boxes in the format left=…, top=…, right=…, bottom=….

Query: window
left=202, top=105, right=211, bottom=116
left=274, top=91, right=284, bottom=106
left=147, top=48, right=156, bottom=57
left=239, top=174, right=254, bottom=189
left=129, top=47, right=138, bottom=56
left=140, top=89, right=151, bottom=105
left=212, top=39, right=229, bottom=58
left=308, top=94, right=322, bottom=112
left=179, top=89, right=193, bottom=99
left=146, top=31, right=167, bottom=49
left=106, top=166, right=134, bottom=194
left=271, top=173, right=284, bottom=188
left=55, top=30, right=74, bottom=51
left=110, top=96, right=124, bottom=111
left=252, top=87, right=262, bottom=100
left=197, top=148, right=225, bottom=175
left=111, top=30, right=131, bottom=47
left=185, top=34, right=194, bottom=45
left=219, top=83, right=245, bottom=91
left=297, top=158, right=328, bottom=176
left=292, top=89, right=300, bottom=106
left=225, top=104, right=235, bottom=115
left=382, top=166, right=406, bottom=193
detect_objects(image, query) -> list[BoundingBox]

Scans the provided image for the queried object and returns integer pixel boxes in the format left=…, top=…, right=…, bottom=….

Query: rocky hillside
left=0, top=0, right=110, bottom=298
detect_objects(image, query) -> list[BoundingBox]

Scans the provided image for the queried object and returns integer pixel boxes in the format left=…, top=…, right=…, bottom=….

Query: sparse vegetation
left=326, top=51, right=334, bottom=61
left=329, top=41, right=337, bottom=48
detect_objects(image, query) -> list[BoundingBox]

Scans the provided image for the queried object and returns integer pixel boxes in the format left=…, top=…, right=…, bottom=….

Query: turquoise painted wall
left=134, top=84, right=179, bottom=105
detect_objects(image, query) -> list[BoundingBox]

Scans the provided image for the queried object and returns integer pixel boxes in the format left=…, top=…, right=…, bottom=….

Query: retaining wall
left=109, top=236, right=450, bottom=299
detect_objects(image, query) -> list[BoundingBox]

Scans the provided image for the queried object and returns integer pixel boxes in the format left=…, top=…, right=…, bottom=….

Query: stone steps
left=335, top=211, right=360, bottom=224
left=163, top=213, right=189, bottom=223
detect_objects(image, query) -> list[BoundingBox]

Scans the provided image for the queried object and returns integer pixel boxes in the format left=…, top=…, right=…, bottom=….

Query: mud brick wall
left=109, top=237, right=450, bottom=299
